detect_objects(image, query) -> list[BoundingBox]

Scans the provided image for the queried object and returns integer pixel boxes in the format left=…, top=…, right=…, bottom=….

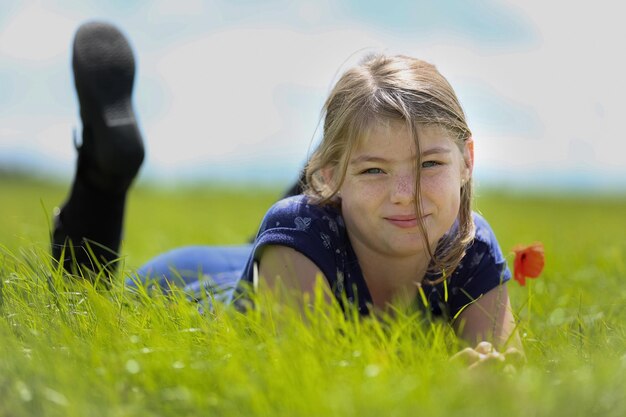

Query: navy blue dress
left=131, top=196, right=510, bottom=318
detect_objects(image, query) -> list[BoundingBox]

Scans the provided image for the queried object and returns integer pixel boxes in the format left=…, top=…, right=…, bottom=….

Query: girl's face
left=338, top=120, right=472, bottom=260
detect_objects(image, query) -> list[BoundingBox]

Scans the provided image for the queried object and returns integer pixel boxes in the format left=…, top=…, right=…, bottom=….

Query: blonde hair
left=305, top=53, right=475, bottom=282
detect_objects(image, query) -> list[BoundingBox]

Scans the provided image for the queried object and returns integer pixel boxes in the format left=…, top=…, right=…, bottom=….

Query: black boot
left=52, top=21, right=144, bottom=280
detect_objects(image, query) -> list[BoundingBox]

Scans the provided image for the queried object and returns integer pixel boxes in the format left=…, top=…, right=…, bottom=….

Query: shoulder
left=433, top=211, right=510, bottom=318
left=257, top=195, right=344, bottom=237
left=468, top=212, right=507, bottom=265
left=241, top=195, right=350, bottom=293
left=262, top=195, right=325, bottom=219
left=472, top=211, right=499, bottom=244
left=252, top=195, right=348, bottom=266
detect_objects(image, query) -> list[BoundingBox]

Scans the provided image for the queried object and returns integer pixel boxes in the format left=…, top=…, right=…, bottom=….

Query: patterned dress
left=133, top=195, right=511, bottom=318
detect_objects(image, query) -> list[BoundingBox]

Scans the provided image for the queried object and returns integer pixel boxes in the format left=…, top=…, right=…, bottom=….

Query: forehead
left=354, top=120, right=454, bottom=155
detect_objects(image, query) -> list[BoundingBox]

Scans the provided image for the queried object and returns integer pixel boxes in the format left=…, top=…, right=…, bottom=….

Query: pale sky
left=1, top=0, right=624, bottom=191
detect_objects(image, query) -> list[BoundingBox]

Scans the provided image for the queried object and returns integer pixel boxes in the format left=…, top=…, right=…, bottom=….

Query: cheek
left=340, top=181, right=387, bottom=230
left=421, top=171, right=462, bottom=207
left=341, top=179, right=387, bottom=205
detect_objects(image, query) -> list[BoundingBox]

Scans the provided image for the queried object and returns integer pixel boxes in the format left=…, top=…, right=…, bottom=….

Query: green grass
left=1, top=176, right=626, bottom=416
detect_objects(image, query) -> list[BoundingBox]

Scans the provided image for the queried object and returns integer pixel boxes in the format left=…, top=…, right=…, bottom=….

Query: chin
left=386, top=239, right=428, bottom=257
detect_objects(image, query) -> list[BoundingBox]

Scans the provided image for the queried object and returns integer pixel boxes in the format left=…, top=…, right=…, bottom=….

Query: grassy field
left=1, top=175, right=626, bottom=416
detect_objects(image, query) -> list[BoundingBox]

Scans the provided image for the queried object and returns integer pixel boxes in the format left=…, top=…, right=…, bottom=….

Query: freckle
left=397, top=175, right=413, bottom=194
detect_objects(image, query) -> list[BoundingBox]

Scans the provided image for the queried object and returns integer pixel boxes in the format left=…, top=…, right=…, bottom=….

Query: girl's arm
left=257, top=244, right=333, bottom=304
left=454, top=284, right=522, bottom=350
left=451, top=285, right=525, bottom=370
left=259, top=243, right=522, bottom=348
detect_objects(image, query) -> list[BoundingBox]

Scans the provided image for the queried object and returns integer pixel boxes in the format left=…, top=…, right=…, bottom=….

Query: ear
left=462, top=137, right=474, bottom=182
left=320, top=165, right=335, bottom=187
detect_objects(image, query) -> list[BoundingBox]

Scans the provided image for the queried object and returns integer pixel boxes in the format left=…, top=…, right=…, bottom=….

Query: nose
left=390, top=173, right=416, bottom=205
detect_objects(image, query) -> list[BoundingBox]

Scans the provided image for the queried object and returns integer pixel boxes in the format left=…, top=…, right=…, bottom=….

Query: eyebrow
left=349, top=155, right=389, bottom=165
left=421, top=146, right=452, bottom=156
left=350, top=147, right=452, bottom=164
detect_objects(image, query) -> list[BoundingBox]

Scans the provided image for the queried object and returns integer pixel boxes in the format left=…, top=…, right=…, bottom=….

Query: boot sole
left=72, top=21, right=144, bottom=180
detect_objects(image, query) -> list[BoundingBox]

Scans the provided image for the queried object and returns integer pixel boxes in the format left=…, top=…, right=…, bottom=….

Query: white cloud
left=493, top=0, right=626, bottom=170
left=144, top=27, right=384, bottom=169
left=1, top=0, right=625, bottom=189
left=0, top=3, right=74, bottom=63
left=151, top=0, right=206, bottom=17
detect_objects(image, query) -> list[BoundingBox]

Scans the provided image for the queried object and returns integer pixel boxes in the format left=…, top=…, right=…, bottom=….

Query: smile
left=384, top=215, right=421, bottom=229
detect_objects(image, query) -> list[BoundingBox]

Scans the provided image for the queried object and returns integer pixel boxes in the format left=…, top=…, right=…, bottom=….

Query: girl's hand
left=451, top=341, right=526, bottom=372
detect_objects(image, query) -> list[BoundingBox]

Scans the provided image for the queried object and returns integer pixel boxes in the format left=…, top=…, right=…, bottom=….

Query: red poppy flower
left=512, top=242, right=545, bottom=286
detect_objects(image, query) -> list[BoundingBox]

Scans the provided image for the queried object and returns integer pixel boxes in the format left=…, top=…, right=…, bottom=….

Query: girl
left=53, top=22, right=520, bottom=368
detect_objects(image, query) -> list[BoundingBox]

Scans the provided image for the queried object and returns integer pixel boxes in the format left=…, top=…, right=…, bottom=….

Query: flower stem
left=527, top=280, right=532, bottom=329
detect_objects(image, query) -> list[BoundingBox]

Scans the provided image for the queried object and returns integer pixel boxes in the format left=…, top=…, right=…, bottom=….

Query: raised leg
left=52, top=21, right=144, bottom=279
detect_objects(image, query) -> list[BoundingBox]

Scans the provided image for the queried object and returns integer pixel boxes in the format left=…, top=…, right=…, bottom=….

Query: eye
left=360, top=167, right=385, bottom=175
left=421, top=160, right=442, bottom=168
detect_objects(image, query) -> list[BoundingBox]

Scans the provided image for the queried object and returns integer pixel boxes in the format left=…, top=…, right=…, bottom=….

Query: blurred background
left=1, top=0, right=624, bottom=192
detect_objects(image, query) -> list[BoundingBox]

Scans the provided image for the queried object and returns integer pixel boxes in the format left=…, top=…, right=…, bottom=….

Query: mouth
left=384, top=215, right=423, bottom=229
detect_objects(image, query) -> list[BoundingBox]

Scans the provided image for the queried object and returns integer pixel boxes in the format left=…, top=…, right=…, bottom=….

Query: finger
left=503, top=347, right=527, bottom=367
left=450, top=348, right=481, bottom=366
left=468, top=352, right=505, bottom=371
left=474, top=341, right=493, bottom=355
